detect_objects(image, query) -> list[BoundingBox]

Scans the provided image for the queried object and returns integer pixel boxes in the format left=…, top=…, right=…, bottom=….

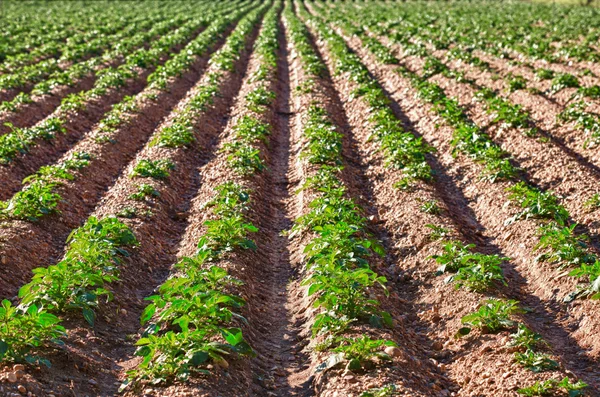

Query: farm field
left=1, top=0, right=600, bottom=396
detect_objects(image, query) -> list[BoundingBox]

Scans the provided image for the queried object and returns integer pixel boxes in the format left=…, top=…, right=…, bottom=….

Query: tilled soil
left=1, top=4, right=599, bottom=397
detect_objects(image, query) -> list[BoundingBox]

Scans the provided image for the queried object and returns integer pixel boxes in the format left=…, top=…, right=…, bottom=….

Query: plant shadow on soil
left=315, top=47, right=461, bottom=395
left=378, top=78, right=600, bottom=393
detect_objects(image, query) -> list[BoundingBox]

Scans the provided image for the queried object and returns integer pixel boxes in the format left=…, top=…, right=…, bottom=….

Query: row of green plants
left=328, top=4, right=600, bottom=304
left=0, top=215, right=138, bottom=365
left=0, top=3, right=250, bottom=222
left=0, top=0, right=257, bottom=369
left=312, top=3, right=589, bottom=394
left=298, top=2, right=434, bottom=188
left=287, top=3, right=400, bottom=383
left=125, top=3, right=278, bottom=387
left=0, top=3, right=240, bottom=164
left=0, top=11, right=188, bottom=113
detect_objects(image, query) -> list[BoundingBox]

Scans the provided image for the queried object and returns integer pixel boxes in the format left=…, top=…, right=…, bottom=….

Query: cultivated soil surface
left=0, top=2, right=598, bottom=397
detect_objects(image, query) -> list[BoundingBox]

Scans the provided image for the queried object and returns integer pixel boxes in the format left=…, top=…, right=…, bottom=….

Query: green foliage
left=506, top=182, right=569, bottom=224
left=151, top=120, right=195, bottom=148
left=361, top=384, right=399, bottom=397
left=584, top=193, right=600, bottom=210
left=131, top=159, right=175, bottom=179
left=568, top=260, right=600, bottom=300
left=551, top=73, right=580, bottom=93
left=514, top=350, right=558, bottom=373
left=329, top=336, right=396, bottom=371
left=0, top=117, right=65, bottom=164
left=576, top=85, right=600, bottom=99
left=301, top=105, right=343, bottom=166
left=245, top=86, right=275, bottom=113
left=510, top=324, right=545, bottom=351
left=0, top=152, right=91, bottom=221
left=425, top=224, right=451, bottom=240
left=558, top=101, right=600, bottom=143
left=0, top=300, right=65, bottom=366
left=412, top=79, right=517, bottom=182
left=128, top=167, right=260, bottom=386
left=18, top=216, right=138, bottom=325
left=458, top=299, right=523, bottom=336
left=536, top=223, right=595, bottom=267
left=130, top=265, right=252, bottom=384
left=517, top=377, right=587, bottom=396
left=535, top=68, right=554, bottom=80
left=303, top=13, right=433, bottom=182
left=61, top=92, right=88, bottom=112
left=128, top=183, right=160, bottom=201
left=431, top=241, right=507, bottom=291
left=284, top=3, right=326, bottom=77
left=419, top=200, right=441, bottom=214
left=507, top=73, right=527, bottom=92
left=0, top=180, right=62, bottom=221
left=477, top=88, right=536, bottom=134
left=222, top=116, right=270, bottom=176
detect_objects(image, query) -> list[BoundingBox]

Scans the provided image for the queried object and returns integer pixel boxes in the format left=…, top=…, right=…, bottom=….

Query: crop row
left=0, top=0, right=260, bottom=374
left=126, top=1, right=279, bottom=389
left=305, top=1, right=593, bottom=394
left=0, top=7, right=195, bottom=115
left=285, top=4, right=418, bottom=395
left=321, top=0, right=600, bottom=305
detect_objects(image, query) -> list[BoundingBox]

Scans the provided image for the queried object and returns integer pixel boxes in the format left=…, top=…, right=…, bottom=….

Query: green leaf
left=82, top=308, right=95, bottom=327
left=190, top=351, right=209, bottom=366
left=221, top=328, right=243, bottom=346
left=455, top=327, right=471, bottom=338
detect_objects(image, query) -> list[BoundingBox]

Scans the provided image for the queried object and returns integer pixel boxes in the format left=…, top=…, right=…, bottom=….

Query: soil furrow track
left=10, top=9, right=265, bottom=397
left=0, top=13, right=190, bottom=136
left=326, top=19, right=600, bottom=393
left=245, top=16, right=311, bottom=397
left=0, top=19, right=242, bottom=298
left=292, top=4, right=456, bottom=396
left=0, top=21, right=211, bottom=201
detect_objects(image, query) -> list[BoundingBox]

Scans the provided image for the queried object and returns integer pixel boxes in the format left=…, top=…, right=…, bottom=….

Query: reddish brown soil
left=335, top=27, right=600, bottom=394
left=0, top=26, right=207, bottom=201
left=0, top=31, right=228, bottom=298
left=2, top=6, right=600, bottom=397
left=0, top=20, right=260, bottom=397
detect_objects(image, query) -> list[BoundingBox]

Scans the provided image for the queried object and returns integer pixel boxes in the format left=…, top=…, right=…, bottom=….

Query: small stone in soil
left=384, top=346, right=403, bottom=357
